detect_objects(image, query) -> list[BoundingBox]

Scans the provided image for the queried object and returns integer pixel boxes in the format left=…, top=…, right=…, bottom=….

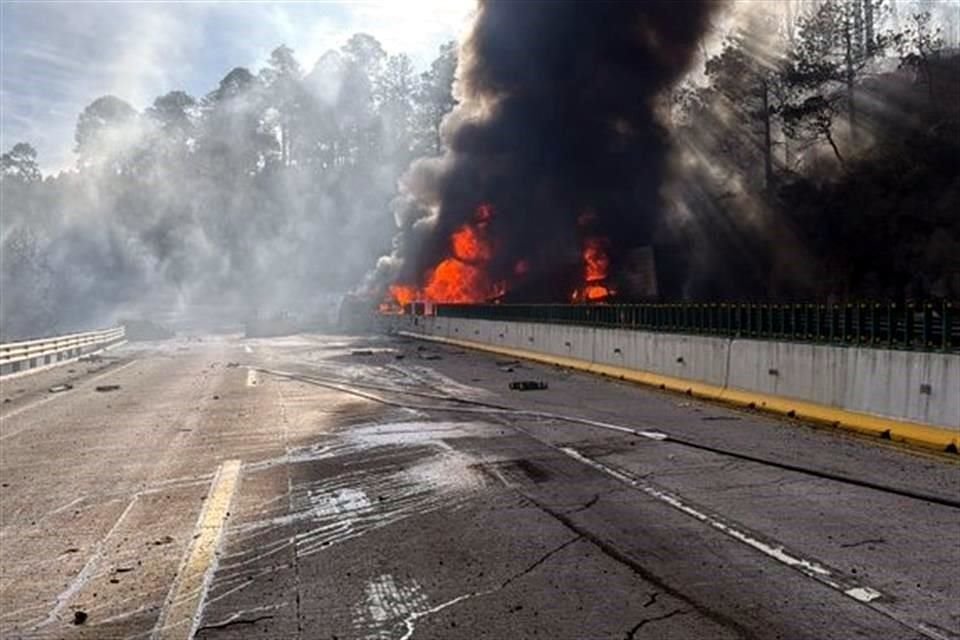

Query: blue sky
left=1, top=1, right=474, bottom=172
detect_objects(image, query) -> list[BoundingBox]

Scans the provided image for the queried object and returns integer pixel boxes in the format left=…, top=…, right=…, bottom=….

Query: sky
left=0, top=0, right=475, bottom=173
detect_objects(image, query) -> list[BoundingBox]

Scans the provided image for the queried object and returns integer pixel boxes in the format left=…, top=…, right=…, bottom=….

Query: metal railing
left=434, top=302, right=958, bottom=352
left=0, top=326, right=126, bottom=375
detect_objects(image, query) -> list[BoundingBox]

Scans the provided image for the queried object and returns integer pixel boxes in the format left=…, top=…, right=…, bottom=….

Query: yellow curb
left=399, top=331, right=959, bottom=454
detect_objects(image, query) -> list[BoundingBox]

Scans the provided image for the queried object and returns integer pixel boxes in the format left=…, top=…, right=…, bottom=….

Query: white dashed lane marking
left=559, top=447, right=953, bottom=640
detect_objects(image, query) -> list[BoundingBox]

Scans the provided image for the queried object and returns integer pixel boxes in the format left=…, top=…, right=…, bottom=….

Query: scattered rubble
left=95, top=385, right=121, bottom=392
left=72, top=611, right=88, bottom=625
left=509, top=380, right=548, bottom=391
left=152, top=535, right=175, bottom=545
left=48, top=384, right=73, bottom=393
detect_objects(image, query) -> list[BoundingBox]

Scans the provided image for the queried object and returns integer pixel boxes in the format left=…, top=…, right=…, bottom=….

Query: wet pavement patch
left=478, top=459, right=554, bottom=485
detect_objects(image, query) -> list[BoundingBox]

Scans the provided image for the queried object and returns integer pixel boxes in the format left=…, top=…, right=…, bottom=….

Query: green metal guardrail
left=433, top=302, right=958, bottom=352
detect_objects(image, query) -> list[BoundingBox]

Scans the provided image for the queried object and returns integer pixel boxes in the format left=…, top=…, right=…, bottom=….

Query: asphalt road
left=1, top=333, right=957, bottom=640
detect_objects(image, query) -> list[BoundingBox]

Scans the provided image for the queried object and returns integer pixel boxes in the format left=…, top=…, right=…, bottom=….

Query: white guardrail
left=0, top=326, right=126, bottom=376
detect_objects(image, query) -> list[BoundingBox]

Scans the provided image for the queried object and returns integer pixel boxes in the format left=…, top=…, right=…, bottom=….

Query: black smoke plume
left=372, top=0, right=721, bottom=301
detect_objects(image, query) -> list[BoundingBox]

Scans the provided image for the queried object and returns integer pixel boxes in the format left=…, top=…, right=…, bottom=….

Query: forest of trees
left=1, top=35, right=457, bottom=340
left=1, top=0, right=958, bottom=340
left=668, top=0, right=959, bottom=302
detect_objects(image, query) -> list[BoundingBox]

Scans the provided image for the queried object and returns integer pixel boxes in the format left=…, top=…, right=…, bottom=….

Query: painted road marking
left=37, top=497, right=139, bottom=629
left=0, top=360, right=139, bottom=439
left=558, top=447, right=955, bottom=640
left=246, top=368, right=258, bottom=387
left=559, top=447, right=882, bottom=598
left=152, top=459, right=242, bottom=640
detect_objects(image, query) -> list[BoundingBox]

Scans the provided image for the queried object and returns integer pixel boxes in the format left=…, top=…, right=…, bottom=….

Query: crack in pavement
left=560, top=493, right=600, bottom=515
left=499, top=533, right=584, bottom=590
left=839, top=538, right=886, bottom=549
left=520, top=492, right=757, bottom=640
left=625, top=608, right=691, bottom=639
left=197, top=614, right=274, bottom=633
left=398, top=533, right=583, bottom=639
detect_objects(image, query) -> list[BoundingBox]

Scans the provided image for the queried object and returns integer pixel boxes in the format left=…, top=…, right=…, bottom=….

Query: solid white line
left=37, top=496, right=139, bottom=628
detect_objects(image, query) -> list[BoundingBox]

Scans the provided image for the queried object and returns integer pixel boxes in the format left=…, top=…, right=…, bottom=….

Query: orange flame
left=389, top=284, right=418, bottom=307
left=452, top=224, right=491, bottom=263
left=572, top=237, right=614, bottom=303
left=387, top=203, right=504, bottom=306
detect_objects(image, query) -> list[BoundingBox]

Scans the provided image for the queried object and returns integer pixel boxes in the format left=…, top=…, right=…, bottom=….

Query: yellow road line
left=399, top=331, right=960, bottom=453
left=152, top=459, right=242, bottom=640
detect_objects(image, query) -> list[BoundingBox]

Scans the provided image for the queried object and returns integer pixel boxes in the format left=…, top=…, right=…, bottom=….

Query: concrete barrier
left=0, top=326, right=126, bottom=378
left=395, top=316, right=959, bottom=452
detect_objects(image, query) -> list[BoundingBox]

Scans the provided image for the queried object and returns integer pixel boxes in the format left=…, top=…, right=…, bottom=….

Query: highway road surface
left=1, top=333, right=958, bottom=640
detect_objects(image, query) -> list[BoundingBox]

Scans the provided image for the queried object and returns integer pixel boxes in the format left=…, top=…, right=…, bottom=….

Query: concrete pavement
left=1, top=333, right=957, bottom=639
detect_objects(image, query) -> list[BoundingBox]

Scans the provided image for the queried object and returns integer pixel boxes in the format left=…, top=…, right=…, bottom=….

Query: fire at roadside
left=381, top=203, right=620, bottom=313
left=366, top=0, right=717, bottom=311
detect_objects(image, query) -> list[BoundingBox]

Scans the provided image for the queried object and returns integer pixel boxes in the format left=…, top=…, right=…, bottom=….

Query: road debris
left=48, top=384, right=73, bottom=393
left=226, top=362, right=241, bottom=368
left=197, top=614, right=275, bottom=632
left=351, top=349, right=375, bottom=356
left=509, top=380, right=548, bottom=391
left=95, top=385, right=121, bottom=392
left=72, top=611, right=88, bottom=625
left=152, top=535, right=175, bottom=545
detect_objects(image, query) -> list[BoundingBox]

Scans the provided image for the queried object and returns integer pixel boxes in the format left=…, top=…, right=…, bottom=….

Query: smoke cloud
left=371, top=0, right=721, bottom=302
